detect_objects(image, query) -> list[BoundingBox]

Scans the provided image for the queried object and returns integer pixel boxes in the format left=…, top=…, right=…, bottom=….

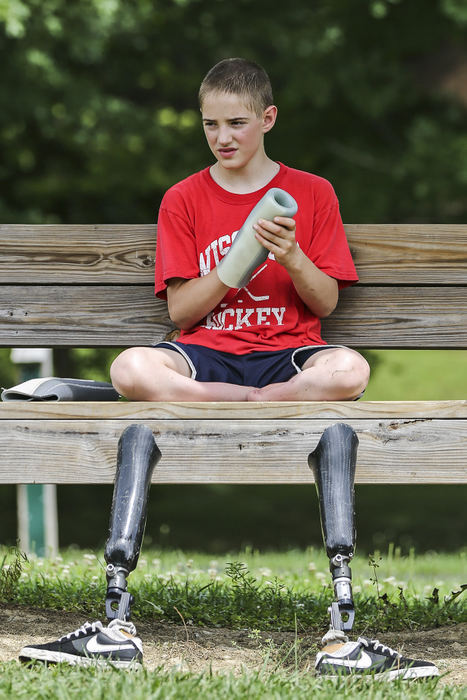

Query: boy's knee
left=341, top=351, right=370, bottom=398
left=110, top=348, right=147, bottom=395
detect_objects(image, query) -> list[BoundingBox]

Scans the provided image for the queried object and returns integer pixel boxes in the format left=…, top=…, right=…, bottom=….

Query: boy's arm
left=166, top=271, right=229, bottom=330
left=253, top=216, right=338, bottom=318
left=165, top=213, right=338, bottom=328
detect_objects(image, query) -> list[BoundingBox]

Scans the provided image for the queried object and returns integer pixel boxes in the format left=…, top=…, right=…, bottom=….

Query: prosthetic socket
left=104, top=424, right=161, bottom=621
left=308, top=423, right=359, bottom=633
left=216, top=187, right=298, bottom=288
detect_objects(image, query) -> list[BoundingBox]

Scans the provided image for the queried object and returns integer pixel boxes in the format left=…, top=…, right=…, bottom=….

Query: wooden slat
left=0, top=400, right=465, bottom=420
left=1, top=224, right=466, bottom=285
left=345, top=224, right=467, bottom=285
left=0, top=225, right=156, bottom=284
left=0, top=284, right=173, bottom=346
left=0, top=418, right=465, bottom=484
left=323, top=285, right=467, bottom=348
left=1, top=285, right=466, bottom=348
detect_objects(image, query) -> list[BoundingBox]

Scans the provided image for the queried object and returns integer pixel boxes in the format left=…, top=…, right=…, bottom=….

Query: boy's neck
left=209, top=155, right=280, bottom=194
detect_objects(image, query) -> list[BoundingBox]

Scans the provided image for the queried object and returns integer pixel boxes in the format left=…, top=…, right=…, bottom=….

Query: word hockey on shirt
left=199, top=231, right=291, bottom=332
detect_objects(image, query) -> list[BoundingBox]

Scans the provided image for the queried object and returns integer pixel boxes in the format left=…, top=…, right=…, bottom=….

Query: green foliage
left=1, top=0, right=466, bottom=224
left=1, top=548, right=463, bottom=697
left=0, top=546, right=27, bottom=600
left=0, top=663, right=457, bottom=700
left=363, top=350, right=467, bottom=400
left=52, top=347, right=120, bottom=382
left=1, top=479, right=465, bottom=553
left=0, top=348, right=17, bottom=390
left=1, top=547, right=465, bottom=632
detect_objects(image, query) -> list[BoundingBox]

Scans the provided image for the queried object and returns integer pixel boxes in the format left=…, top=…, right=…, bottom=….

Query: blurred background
left=0, top=0, right=466, bottom=553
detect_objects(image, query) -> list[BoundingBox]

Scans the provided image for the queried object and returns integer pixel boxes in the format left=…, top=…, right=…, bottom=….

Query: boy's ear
left=262, top=105, right=277, bottom=133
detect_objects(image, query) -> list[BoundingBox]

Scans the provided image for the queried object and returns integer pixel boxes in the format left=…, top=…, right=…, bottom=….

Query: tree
left=1, top=0, right=466, bottom=225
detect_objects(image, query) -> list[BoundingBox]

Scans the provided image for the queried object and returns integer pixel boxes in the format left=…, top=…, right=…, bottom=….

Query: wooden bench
left=0, top=224, right=466, bottom=486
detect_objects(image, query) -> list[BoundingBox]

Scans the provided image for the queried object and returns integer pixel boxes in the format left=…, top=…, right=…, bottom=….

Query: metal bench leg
left=308, top=423, right=359, bottom=636
left=104, top=424, right=161, bottom=621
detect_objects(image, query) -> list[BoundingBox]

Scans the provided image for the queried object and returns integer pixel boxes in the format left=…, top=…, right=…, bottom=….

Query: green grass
left=363, top=350, right=467, bottom=400
left=1, top=546, right=465, bottom=698
left=1, top=546, right=465, bottom=633
left=0, top=662, right=460, bottom=700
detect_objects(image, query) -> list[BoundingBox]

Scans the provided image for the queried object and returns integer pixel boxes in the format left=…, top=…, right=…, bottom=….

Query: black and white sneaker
left=316, top=636, right=440, bottom=680
left=19, top=619, right=143, bottom=669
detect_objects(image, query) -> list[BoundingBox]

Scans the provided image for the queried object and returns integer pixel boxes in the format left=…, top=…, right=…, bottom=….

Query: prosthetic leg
left=308, top=423, right=358, bottom=641
left=104, top=424, right=161, bottom=621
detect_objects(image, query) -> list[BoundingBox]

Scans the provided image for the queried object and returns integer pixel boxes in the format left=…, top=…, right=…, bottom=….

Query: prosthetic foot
left=308, top=423, right=359, bottom=640
left=104, top=424, right=161, bottom=621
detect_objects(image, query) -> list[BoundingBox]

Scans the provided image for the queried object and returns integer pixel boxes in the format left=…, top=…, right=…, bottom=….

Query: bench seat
left=0, top=400, right=465, bottom=484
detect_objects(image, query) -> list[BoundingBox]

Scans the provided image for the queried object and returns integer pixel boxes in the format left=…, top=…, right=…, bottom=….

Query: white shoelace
left=59, top=619, right=137, bottom=642
left=360, top=637, right=401, bottom=658
left=59, top=621, right=103, bottom=642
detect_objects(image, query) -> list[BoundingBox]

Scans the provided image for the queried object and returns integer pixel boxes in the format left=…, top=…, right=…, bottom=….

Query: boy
left=110, top=57, right=437, bottom=678
left=109, top=57, right=370, bottom=403
left=19, top=59, right=438, bottom=679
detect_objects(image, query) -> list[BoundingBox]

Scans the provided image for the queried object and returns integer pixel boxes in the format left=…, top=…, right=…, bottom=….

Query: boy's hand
left=253, top=216, right=300, bottom=270
left=254, top=215, right=338, bottom=317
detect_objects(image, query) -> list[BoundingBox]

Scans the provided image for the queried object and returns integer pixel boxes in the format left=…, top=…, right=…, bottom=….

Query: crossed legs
left=248, top=347, right=370, bottom=401
left=110, top=347, right=252, bottom=401
left=110, top=346, right=370, bottom=402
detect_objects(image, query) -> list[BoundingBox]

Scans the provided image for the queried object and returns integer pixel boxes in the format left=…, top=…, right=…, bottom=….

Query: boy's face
left=201, top=91, right=276, bottom=172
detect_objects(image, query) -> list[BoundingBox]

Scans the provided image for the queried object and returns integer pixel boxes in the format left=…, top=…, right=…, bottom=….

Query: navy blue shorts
left=154, top=341, right=341, bottom=388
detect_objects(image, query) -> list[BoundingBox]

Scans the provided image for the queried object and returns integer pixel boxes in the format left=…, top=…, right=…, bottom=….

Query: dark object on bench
left=1, top=377, right=119, bottom=402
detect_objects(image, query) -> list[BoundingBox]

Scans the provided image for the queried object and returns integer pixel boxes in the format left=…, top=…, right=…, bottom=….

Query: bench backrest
left=1, top=224, right=466, bottom=349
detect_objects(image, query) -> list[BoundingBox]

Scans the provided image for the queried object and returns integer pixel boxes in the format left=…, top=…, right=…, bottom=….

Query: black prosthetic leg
left=308, top=423, right=359, bottom=635
left=104, top=424, right=161, bottom=621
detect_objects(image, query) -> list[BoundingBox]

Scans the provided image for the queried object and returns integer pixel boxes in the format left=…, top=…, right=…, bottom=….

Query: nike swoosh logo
left=85, top=637, right=135, bottom=654
left=324, top=650, right=374, bottom=669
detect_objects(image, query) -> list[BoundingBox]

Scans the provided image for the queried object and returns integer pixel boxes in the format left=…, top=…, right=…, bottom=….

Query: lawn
left=0, top=663, right=462, bottom=699
left=1, top=546, right=465, bottom=697
left=2, top=546, right=465, bottom=630
left=363, top=350, right=467, bottom=401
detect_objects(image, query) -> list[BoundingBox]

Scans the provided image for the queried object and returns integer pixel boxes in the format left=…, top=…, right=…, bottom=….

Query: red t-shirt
left=155, top=163, right=358, bottom=354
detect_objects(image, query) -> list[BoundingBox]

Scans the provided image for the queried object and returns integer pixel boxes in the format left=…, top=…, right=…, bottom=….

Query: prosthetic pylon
left=104, top=424, right=161, bottom=621
left=308, top=423, right=359, bottom=634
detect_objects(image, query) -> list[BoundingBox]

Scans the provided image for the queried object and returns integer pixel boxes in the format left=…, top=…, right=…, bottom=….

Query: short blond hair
left=199, top=58, right=274, bottom=116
